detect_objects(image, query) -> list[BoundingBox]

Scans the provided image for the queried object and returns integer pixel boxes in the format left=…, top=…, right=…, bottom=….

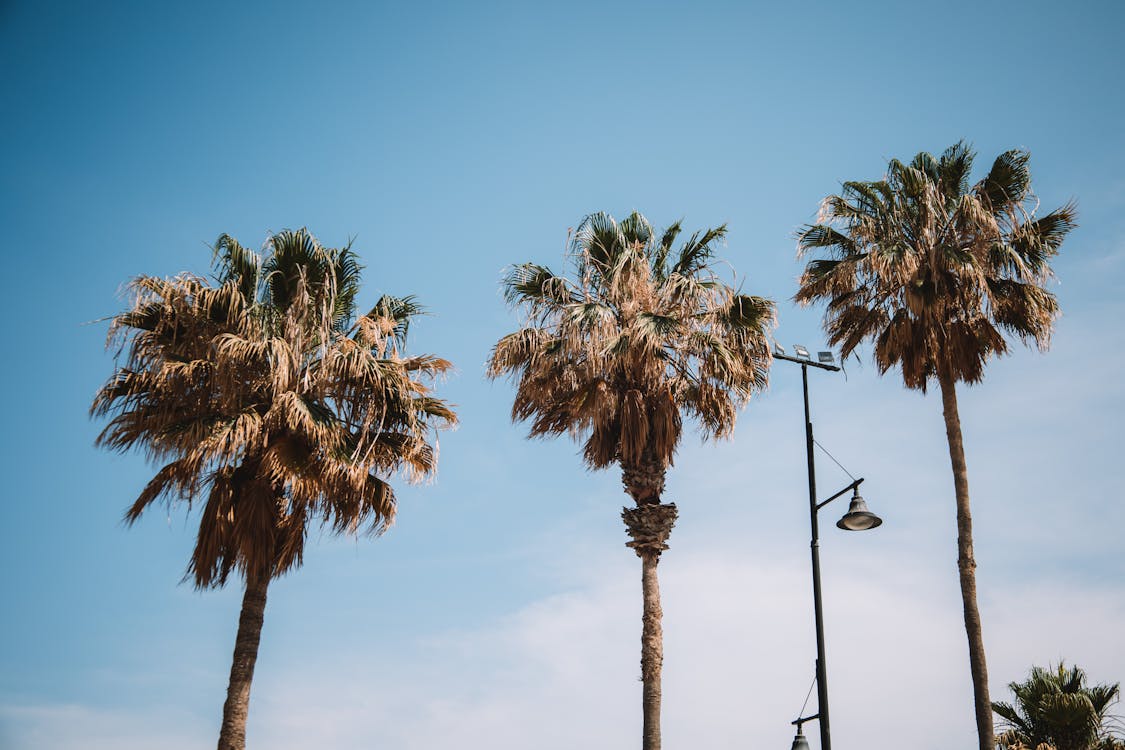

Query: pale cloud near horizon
left=6, top=547, right=1122, bottom=750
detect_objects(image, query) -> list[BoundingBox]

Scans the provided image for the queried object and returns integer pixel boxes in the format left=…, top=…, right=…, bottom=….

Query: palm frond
left=653, top=220, right=683, bottom=280
left=574, top=212, right=625, bottom=273
left=1010, top=203, right=1078, bottom=273
left=797, top=225, right=858, bottom=256
left=979, top=149, right=1032, bottom=209
left=672, top=224, right=726, bottom=276
left=502, top=263, right=575, bottom=308
left=938, top=140, right=974, bottom=200
left=213, top=234, right=261, bottom=302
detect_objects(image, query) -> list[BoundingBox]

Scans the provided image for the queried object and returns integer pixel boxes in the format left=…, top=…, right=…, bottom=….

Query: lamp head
left=789, top=725, right=811, bottom=750
left=836, top=487, right=883, bottom=531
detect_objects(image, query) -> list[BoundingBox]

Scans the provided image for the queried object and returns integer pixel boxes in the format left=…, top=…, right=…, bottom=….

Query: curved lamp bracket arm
left=816, top=477, right=864, bottom=511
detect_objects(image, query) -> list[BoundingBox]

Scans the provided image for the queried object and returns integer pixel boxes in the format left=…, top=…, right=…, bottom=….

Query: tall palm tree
left=994, top=662, right=1123, bottom=750
left=487, top=211, right=774, bottom=750
left=794, top=142, right=1077, bottom=750
left=92, top=229, right=456, bottom=750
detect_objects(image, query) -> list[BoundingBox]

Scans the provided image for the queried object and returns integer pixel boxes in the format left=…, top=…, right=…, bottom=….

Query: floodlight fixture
left=793, top=344, right=810, bottom=360
left=818, top=351, right=835, bottom=365
left=775, top=343, right=787, bottom=355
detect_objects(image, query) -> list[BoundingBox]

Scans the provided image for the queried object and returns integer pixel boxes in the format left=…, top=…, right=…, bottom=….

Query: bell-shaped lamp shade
left=836, top=489, right=882, bottom=531
left=790, top=726, right=811, bottom=750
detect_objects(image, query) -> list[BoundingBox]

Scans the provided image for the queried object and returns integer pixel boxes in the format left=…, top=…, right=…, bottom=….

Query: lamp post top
left=773, top=347, right=841, bottom=372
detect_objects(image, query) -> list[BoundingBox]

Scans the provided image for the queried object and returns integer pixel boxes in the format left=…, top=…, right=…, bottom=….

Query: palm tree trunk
left=640, top=550, right=663, bottom=750
left=938, top=369, right=993, bottom=750
left=622, top=495, right=677, bottom=750
left=217, top=570, right=271, bottom=750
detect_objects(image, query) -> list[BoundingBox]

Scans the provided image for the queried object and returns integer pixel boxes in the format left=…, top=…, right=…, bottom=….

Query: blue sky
left=2, top=1, right=1124, bottom=748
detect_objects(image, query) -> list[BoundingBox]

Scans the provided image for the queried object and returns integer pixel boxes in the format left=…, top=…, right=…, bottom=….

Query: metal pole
left=802, top=363, right=832, bottom=750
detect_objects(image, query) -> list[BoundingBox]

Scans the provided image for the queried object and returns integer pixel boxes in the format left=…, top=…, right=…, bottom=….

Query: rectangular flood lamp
left=818, top=351, right=835, bottom=365
left=793, top=345, right=810, bottom=359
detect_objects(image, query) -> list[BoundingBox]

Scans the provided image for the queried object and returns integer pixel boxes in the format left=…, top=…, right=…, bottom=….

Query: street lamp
left=774, top=344, right=883, bottom=750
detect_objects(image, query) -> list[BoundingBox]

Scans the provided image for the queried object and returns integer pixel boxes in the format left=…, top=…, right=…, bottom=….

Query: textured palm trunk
left=621, top=461, right=677, bottom=750
left=639, top=550, right=663, bottom=750
left=217, top=570, right=271, bottom=750
left=938, top=370, right=993, bottom=750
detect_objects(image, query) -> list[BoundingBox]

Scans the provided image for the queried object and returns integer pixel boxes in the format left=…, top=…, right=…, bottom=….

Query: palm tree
left=794, top=142, right=1077, bottom=750
left=487, top=211, right=774, bottom=750
left=92, top=229, right=456, bottom=750
left=994, top=662, right=1123, bottom=750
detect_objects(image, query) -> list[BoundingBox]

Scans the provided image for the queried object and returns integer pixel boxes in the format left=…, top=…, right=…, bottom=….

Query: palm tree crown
left=93, top=228, right=456, bottom=750
left=994, top=663, right=1123, bottom=750
left=795, top=141, right=1076, bottom=389
left=488, top=210, right=774, bottom=500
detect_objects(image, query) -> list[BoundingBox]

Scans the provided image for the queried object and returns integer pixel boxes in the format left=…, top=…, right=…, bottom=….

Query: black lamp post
left=775, top=345, right=883, bottom=750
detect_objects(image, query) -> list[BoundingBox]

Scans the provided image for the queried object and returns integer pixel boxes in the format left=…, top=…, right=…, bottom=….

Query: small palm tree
left=994, top=662, right=1123, bottom=750
left=488, top=211, right=774, bottom=750
left=794, top=142, right=1077, bottom=750
left=92, top=229, right=456, bottom=750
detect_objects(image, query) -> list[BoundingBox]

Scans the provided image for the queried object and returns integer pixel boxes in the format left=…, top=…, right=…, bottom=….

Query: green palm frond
left=331, top=239, right=363, bottom=328
left=653, top=220, right=683, bottom=281
left=910, top=150, right=941, bottom=182
left=364, top=294, right=424, bottom=348
left=725, top=294, right=776, bottom=331
left=262, top=228, right=320, bottom=311
left=671, top=225, right=726, bottom=276
left=619, top=210, right=654, bottom=247
left=502, top=263, right=575, bottom=309
left=797, top=225, right=857, bottom=256
left=213, top=234, right=261, bottom=302
left=575, top=211, right=627, bottom=274
left=979, top=149, right=1032, bottom=209
left=1011, top=203, right=1079, bottom=272
left=938, top=140, right=975, bottom=200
